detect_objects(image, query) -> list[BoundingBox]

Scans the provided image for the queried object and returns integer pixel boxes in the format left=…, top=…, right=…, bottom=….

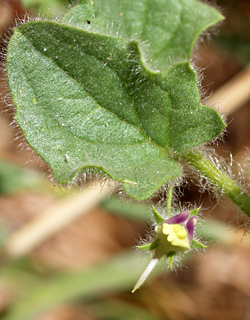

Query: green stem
left=167, top=184, right=173, bottom=216
left=182, top=148, right=250, bottom=218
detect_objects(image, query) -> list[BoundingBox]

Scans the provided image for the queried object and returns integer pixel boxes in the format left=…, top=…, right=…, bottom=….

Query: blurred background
left=0, top=0, right=250, bottom=319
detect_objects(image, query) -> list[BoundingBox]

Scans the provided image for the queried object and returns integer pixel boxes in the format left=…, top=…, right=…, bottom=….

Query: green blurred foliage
left=20, top=0, right=73, bottom=17
left=0, top=160, right=45, bottom=195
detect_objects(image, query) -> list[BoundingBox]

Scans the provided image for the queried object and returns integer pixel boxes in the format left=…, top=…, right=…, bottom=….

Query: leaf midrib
left=15, top=43, right=164, bottom=151
left=17, top=23, right=175, bottom=152
left=20, top=65, right=152, bottom=147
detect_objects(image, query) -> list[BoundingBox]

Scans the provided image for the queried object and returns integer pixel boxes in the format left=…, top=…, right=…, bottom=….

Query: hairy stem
left=167, top=184, right=173, bottom=216
left=182, top=148, right=250, bottom=218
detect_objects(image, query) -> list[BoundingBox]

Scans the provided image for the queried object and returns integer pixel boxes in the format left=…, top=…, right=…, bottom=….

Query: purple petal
left=164, top=211, right=190, bottom=225
left=186, top=216, right=197, bottom=242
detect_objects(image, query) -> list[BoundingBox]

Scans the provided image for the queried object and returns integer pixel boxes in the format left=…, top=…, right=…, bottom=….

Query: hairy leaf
left=7, top=1, right=225, bottom=200
left=63, top=0, right=223, bottom=71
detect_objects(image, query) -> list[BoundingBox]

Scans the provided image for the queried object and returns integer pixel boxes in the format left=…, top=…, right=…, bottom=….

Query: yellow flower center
left=160, top=223, right=190, bottom=252
left=172, top=224, right=187, bottom=239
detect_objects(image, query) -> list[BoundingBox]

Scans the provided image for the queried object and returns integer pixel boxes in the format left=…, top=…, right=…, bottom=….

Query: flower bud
left=133, top=208, right=204, bottom=292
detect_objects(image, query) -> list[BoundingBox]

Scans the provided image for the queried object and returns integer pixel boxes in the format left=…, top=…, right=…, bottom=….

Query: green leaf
left=7, top=1, right=225, bottom=200
left=166, top=251, right=175, bottom=269
left=63, top=0, right=224, bottom=71
left=137, top=238, right=159, bottom=251
left=191, top=239, right=207, bottom=249
left=152, top=206, right=165, bottom=224
left=7, top=22, right=182, bottom=200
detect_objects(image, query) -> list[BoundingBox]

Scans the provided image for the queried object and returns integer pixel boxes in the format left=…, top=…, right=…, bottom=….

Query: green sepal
left=137, top=238, right=159, bottom=251
left=152, top=206, right=165, bottom=224
left=189, top=208, right=201, bottom=217
left=191, top=239, right=207, bottom=249
left=166, top=251, right=175, bottom=270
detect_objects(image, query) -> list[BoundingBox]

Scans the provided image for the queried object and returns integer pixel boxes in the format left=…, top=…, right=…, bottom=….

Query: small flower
left=155, top=211, right=197, bottom=256
left=132, top=208, right=205, bottom=293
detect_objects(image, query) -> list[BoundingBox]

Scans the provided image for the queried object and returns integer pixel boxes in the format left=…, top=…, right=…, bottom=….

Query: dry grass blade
left=5, top=180, right=117, bottom=258
left=206, top=64, right=250, bottom=115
